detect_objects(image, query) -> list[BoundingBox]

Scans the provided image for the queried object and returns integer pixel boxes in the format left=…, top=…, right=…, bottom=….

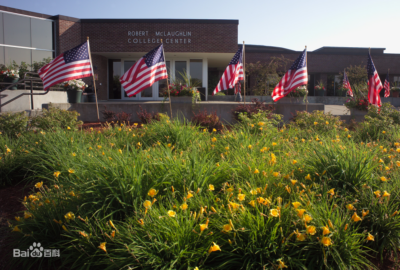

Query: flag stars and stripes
left=367, top=53, right=383, bottom=107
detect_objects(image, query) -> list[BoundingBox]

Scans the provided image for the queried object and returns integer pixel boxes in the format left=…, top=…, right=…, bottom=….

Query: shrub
left=233, top=98, right=274, bottom=121
left=0, top=112, right=28, bottom=138
left=136, top=105, right=161, bottom=124
left=30, top=105, right=82, bottom=130
left=191, top=109, right=223, bottom=131
left=115, top=111, right=132, bottom=124
left=237, top=110, right=282, bottom=133
left=293, top=110, right=343, bottom=133
left=101, top=105, right=116, bottom=122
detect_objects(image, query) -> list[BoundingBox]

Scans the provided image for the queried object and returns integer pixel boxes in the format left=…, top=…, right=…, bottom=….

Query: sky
left=3, top=0, right=400, bottom=53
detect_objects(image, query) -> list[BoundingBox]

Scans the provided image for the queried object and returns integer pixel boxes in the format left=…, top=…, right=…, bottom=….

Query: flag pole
left=87, top=36, right=100, bottom=122
left=243, top=41, right=246, bottom=105
left=161, top=39, right=173, bottom=118
left=305, top=45, right=308, bottom=111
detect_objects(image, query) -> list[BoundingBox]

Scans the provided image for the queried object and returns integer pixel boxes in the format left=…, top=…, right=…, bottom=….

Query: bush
left=233, top=98, right=274, bottom=121
left=0, top=112, right=28, bottom=138
left=191, top=109, right=223, bottom=131
left=237, top=110, right=282, bottom=134
left=101, top=105, right=116, bottom=122
left=30, top=105, right=82, bottom=130
left=293, top=110, right=343, bottom=134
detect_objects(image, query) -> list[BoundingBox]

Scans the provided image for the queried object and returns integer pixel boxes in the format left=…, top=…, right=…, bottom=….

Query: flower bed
left=2, top=109, right=400, bottom=269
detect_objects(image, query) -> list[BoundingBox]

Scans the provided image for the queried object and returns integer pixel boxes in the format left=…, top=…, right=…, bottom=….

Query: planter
left=87, top=94, right=97, bottom=102
left=315, top=89, right=325, bottom=96
left=5, top=77, right=19, bottom=90
left=169, top=96, right=197, bottom=103
left=349, top=108, right=368, bottom=117
left=66, top=90, right=83, bottom=103
left=278, top=97, right=305, bottom=104
left=391, top=91, right=400, bottom=97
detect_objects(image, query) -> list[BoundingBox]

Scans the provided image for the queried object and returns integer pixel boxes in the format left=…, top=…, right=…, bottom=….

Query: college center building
left=2, top=5, right=400, bottom=101
left=0, top=5, right=238, bottom=101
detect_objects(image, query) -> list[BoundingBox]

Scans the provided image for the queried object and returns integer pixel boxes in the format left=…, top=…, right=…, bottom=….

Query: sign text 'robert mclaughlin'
left=128, top=31, right=192, bottom=44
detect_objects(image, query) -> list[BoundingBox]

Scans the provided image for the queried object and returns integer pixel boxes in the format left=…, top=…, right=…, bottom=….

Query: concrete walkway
left=325, top=105, right=350, bottom=115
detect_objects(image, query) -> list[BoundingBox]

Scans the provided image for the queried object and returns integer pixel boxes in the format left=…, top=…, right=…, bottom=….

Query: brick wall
left=81, top=21, right=238, bottom=53
left=56, top=18, right=82, bottom=54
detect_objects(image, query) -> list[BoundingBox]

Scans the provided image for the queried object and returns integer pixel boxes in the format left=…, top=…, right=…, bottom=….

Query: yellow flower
left=285, top=185, right=291, bottom=193
left=290, top=179, right=297, bottom=185
left=148, top=188, right=158, bottom=197
left=97, top=145, right=102, bottom=149
left=272, top=142, right=277, bottom=146
left=64, top=212, right=75, bottom=220
left=118, top=149, right=122, bottom=154
left=366, top=233, right=374, bottom=241
left=71, top=152, right=76, bottom=157
left=362, top=209, right=369, bottom=217
left=374, top=190, right=381, bottom=198
left=68, top=169, right=75, bottom=174
left=248, top=200, right=256, bottom=207
left=297, top=209, right=306, bottom=218
left=62, top=225, right=68, bottom=232
left=15, top=216, right=21, bottom=222
left=98, top=242, right=107, bottom=253
left=321, top=237, right=332, bottom=247
left=326, top=121, right=329, bottom=125
left=346, top=204, right=355, bottom=211
left=292, top=202, right=301, bottom=209
left=79, top=231, right=88, bottom=238
left=143, top=200, right=152, bottom=209
left=303, top=214, right=313, bottom=223
left=382, top=131, right=386, bottom=134
left=167, top=143, right=172, bottom=147
left=208, top=242, right=221, bottom=253
left=180, top=203, right=188, bottom=210
left=211, top=137, right=217, bottom=142
left=223, top=224, right=232, bottom=232
left=253, top=169, right=259, bottom=174
left=305, top=174, right=311, bottom=181
left=314, top=122, right=318, bottom=125
left=327, top=188, right=335, bottom=196
left=138, top=219, right=144, bottom=226
left=109, top=220, right=117, bottom=230
left=24, top=212, right=32, bottom=219
left=187, top=192, right=194, bottom=199
left=273, top=172, right=280, bottom=177
left=270, top=209, right=279, bottom=217
left=69, top=191, right=75, bottom=197
left=306, top=225, right=316, bottom=235
left=216, top=162, right=220, bottom=167
left=292, top=160, right=297, bottom=165
left=344, top=224, right=348, bottom=231
left=211, top=206, right=217, bottom=213
left=352, top=212, right=362, bottom=222
left=397, top=149, right=400, bottom=153
left=238, top=194, right=246, bottom=201
left=391, top=211, right=398, bottom=217
left=296, top=232, right=306, bottom=241
left=168, top=210, right=176, bottom=217
left=35, top=182, right=43, bottom=189
left=347, top=134, right=351, bottom=138
left=209, top=184, right=215, bottom=191
left=380, top=176, right=387, bottom=182
left=12, top=226, right=21, bottom=232
left=54, top=184, right=59, bottom=189
left=382, top=191, right=390, bottom=197
left=200, top=223, right=208, bottom=232
left=248, top=145, right=252, bottom=149
left=322, top=225, right=330, bottom=236
left=54, top=171, right=61, bottom=178
left=278, top=260, right=288, bottom=269
left=378, top=159, right=384, bottom=163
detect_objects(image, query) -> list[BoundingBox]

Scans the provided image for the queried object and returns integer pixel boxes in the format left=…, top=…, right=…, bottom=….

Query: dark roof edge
left=243, top=44, right=297, bottom=53
left=80, top=19, right=239, bottom=24
left=313, top=46, right=386, bottom=52
left=0, top=5, right=53, bottom=19
left=54, top=15, right=81, bottom=22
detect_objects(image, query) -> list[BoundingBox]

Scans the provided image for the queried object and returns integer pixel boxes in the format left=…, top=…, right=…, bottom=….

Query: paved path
left=325, top=105, right=350, bottom=115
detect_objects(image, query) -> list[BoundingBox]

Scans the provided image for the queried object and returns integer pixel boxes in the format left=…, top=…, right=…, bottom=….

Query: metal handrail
left=0, top=72, right=49, bottom=111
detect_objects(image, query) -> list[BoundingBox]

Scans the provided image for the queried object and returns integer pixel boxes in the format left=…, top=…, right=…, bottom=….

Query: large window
left=175, top=61, right=187, bottom=83
left=0, top=11, right=55, bottom=69
left=190, top=59, right=202, bottom=86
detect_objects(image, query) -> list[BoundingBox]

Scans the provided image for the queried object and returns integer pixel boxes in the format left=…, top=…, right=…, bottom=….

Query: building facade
left=1, top=5, right=400, bottom=100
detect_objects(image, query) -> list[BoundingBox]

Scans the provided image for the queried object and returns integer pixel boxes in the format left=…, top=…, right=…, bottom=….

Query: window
left=3, top=13, right=31, bottom=47
left=175, top=61, right=187, bottom=83
left=5, top=47, right=31, bottom=67
left=0, top=13, right=3, bottom=44
left=31, top=18, right=53, bottom=50
left=158, top=61, right=170, bottom=97
left=190, top=59, right=202, bottom=86
left=394, top=76, right=400, bottom=82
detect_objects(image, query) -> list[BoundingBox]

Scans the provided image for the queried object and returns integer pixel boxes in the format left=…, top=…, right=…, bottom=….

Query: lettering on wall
left=127, top=31, right=192, bottom=44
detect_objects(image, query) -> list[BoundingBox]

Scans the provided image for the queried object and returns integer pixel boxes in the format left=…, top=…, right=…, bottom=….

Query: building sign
left=128, top=31, right=192, bottom=44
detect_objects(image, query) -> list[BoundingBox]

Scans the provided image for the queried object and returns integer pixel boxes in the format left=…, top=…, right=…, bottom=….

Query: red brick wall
left=56, top=19, right=82, bottom=54
left=81, top=22, right=238, bottom=53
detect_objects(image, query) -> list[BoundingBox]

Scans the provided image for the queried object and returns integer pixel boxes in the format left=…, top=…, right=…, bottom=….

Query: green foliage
left=30, top=105, right=83, bottom=131
left=294, top=110, right=343, bottom=134
left=339, top=65, right=368, bottom=85
left=0, top=112, right=28, bottom=138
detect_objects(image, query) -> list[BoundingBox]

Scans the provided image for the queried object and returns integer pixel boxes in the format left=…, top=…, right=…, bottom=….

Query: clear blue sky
left=3, top=0, right=400, bottom=53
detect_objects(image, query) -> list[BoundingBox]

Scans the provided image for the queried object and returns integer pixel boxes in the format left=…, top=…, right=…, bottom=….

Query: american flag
left=384, top=71, right=390, bottom=98
left=272, top=49, right=308, bottom=102
left=234, top=82, right=241, bottom=95
left=120, top=44, right=167, bottom=97
left=213, top=46, right=244, bottom=95
left=38, top=41, right=93, bottom=90
left=367, top=53, right=383, bottom=107
left=343, top=71, right=353, bottom=97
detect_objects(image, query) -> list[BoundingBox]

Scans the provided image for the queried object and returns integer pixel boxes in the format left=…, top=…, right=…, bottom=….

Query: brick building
left=1, top=5, right=400, bottom=100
